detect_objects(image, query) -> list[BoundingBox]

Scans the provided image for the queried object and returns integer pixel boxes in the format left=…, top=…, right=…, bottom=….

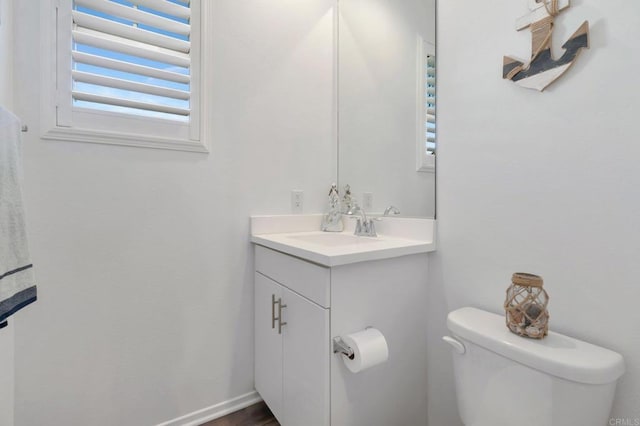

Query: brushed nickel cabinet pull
left=271, top=294, right=279, bottom=329
left=278, top=298, right=287, bottom=335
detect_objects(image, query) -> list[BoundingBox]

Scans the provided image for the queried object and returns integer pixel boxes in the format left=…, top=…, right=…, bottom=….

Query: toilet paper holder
left=333, top=337, right=355, bottom=359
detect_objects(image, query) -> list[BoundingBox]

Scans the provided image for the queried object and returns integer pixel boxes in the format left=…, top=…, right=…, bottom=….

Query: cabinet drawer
left=255, top=245, right=330, bottom=308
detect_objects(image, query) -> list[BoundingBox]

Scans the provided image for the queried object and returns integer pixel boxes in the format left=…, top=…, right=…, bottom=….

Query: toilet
left=444, top=307, right=625, bottom=426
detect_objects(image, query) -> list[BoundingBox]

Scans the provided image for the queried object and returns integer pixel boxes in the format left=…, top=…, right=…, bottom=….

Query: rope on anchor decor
left=541, top=0, right=560, bottom=17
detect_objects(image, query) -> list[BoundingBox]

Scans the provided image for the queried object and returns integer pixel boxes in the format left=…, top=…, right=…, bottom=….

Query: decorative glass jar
left=504, top=273, right=549, bottom=339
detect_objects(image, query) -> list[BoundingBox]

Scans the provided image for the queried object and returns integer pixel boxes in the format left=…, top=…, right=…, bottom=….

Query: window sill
left=417, top=154, right=435, bottom=173
left=41, top=126, right=209, bottom=153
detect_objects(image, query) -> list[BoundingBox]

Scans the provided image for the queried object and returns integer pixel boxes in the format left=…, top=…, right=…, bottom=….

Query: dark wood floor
left=200, top=402, right=279, bottom=426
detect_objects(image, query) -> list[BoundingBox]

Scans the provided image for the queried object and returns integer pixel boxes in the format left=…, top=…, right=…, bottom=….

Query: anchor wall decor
left=503, top=0, right=589, bottom=91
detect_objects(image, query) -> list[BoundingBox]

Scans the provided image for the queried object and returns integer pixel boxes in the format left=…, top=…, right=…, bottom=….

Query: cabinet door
left=282, top=288, right=330, bottom=426
left=254, top=273, right=283, bottom=421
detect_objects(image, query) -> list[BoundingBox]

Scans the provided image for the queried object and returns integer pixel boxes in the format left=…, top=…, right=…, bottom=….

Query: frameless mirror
left=338, top=0, right=436, bottom=218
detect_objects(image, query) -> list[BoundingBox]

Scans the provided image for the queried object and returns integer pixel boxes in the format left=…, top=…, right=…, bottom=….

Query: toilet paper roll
left=341, top=328, right=389, bottom=373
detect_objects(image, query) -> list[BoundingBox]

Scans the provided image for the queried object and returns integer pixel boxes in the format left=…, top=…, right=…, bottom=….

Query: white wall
left=429, top=1, right=640, bottom=425
left=0, top=0, right=15, bottom=425
left=12, top=1, right=336, bottom=425
left=0, top=0, right=13, bottom=107
left=338, top=0, right=435, bottom=217
left=0, top=321, right=14, bottom=426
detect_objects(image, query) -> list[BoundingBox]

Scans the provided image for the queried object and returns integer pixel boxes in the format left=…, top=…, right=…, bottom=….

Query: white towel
left=0, top=106, right=36, bottom=328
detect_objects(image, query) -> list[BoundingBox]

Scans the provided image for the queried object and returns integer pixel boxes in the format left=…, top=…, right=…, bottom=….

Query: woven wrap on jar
left=504, top=273, right=549, bottom=339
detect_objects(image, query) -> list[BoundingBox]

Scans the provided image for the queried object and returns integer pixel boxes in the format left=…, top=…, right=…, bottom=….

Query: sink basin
left=287, top=233, right=378, bottom=247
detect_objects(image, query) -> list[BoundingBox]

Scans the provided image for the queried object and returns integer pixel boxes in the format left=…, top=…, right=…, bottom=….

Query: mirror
left=338, top=0, right=436, bottom=218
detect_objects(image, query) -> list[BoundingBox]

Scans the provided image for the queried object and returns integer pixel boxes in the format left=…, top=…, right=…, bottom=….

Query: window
left=425, top=54, right=436, bottom=157
left=417, top=39, right=435, bottom=172
left=43, top=0, right=206, bottom=152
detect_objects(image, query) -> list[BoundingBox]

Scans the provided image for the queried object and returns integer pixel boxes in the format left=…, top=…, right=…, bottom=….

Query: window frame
left=40, top=0, right=208, bottom=153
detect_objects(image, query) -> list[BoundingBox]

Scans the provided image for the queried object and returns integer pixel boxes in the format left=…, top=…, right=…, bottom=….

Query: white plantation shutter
left=416, top=41, right=435, bottom=172
left=425, top=54, right=436, bottom=155
left=53, top=0, right=203, bottom=149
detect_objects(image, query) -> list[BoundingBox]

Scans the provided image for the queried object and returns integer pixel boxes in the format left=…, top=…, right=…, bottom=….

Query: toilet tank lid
left=447, top=307, right=625, bottom=385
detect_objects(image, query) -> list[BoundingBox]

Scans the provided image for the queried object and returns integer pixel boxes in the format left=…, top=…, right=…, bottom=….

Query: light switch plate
left=291, top=190, right=304, bottom=214
left=363, top=192, right=373, bottom=211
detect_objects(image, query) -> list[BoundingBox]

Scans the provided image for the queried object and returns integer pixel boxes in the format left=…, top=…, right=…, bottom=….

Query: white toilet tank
left=445, top=307, right=625, bottom=426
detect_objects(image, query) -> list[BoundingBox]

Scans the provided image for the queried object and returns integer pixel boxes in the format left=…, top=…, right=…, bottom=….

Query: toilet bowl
left=444, top=307, right=625, bottom=426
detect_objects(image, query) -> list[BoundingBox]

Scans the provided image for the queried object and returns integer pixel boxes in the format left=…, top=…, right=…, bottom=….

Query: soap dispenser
left=321, top=183, right=344, bottom=232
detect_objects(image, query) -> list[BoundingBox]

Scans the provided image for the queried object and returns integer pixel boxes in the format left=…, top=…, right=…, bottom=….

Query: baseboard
left=156, top=391, right=263, bottom=426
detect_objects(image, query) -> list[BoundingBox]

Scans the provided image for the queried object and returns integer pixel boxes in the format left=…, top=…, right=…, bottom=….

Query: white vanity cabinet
left=252, top=216, right=433, bottom=426
left=254, top=246, right=331, bottom=426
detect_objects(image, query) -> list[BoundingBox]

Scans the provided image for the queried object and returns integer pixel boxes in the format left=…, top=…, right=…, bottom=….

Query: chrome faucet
left=347, top=204, right=377, bottom=237
left=383, top=205, right=401, bottom=216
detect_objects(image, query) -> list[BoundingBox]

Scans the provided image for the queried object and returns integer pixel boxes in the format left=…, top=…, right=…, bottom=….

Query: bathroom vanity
left=251, top=215, right=435, bottom=426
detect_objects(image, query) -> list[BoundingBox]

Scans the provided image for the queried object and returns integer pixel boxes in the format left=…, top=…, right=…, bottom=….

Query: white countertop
left=250, top=215, right=436, bottom=267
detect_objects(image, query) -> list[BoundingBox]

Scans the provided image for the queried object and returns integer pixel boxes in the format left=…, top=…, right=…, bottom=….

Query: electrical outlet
left=363, top=192, right=373, bottom=211
left=291, top=190, right=304, bottom=214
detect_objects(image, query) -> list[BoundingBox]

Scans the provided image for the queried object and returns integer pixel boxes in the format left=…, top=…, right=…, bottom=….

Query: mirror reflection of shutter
left=426, top=55, right=436, bottom=155
left=70, top=0, right=193, bottom=122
